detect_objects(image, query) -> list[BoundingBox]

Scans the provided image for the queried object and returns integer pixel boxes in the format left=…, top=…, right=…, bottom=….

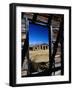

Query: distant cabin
left=29, top=44, right=49, bottom=51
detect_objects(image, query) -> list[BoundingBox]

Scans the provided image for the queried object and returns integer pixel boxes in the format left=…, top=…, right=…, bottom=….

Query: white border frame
left=16, top=6, right=69, bottom=84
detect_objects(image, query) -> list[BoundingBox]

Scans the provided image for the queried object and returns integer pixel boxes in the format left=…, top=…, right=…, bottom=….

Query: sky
left=29, top=22, right=49, bottom=45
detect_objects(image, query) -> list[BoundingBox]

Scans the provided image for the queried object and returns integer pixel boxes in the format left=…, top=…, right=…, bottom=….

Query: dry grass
left=29, top=49, right=61, bottom=63
left=29, top=49, right=49, bottom=63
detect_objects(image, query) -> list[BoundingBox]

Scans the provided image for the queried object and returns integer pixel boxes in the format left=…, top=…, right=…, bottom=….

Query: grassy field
left=29, top=49, right=49, bottom=63
left=29, top=49, right=61, bottom=63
